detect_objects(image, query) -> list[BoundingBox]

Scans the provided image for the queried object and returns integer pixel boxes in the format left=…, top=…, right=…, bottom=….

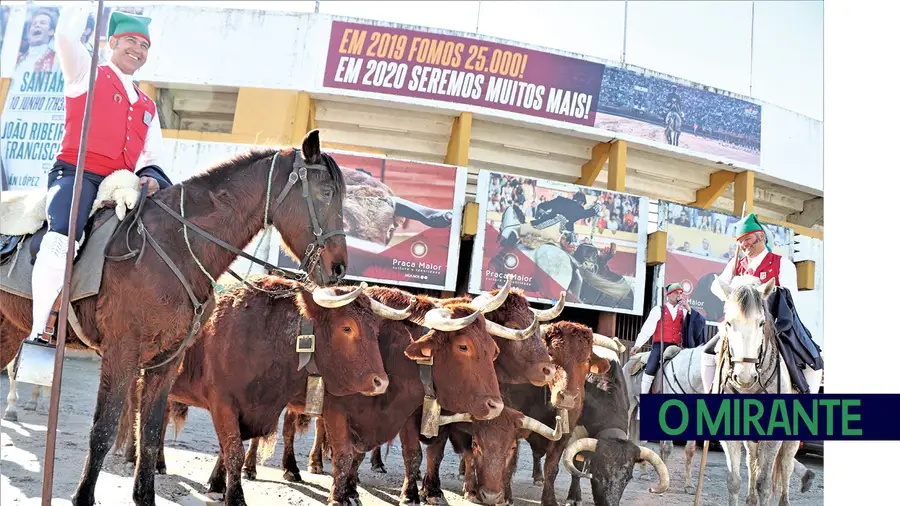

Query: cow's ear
left=515, top=427, right=532, bottom=440
left=590, top=355, right=611, bottom=375
left=405, top=333, right=435, bottom=361
left=300, top=290, right=320, bottom=319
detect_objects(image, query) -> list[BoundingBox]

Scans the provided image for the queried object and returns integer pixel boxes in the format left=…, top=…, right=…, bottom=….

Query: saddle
left=628, top=345, right=684, bottom=393
left=0, top=171, right=142, bottom=301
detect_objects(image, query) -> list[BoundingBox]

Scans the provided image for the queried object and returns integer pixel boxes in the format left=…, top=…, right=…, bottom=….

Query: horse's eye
left=758, top=320, right=765, bottom=328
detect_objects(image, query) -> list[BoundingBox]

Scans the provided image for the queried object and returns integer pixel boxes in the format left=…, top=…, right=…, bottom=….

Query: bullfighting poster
left=0, top=5, right=145, bottom=190
left=658, top=201, right=793, bottom=323
left=269, top=150, right=467, bottom=291
left=468, top=170, right=649, bottom=315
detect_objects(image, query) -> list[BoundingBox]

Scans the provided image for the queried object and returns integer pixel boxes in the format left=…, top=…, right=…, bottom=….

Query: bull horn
left=312, top=282, right=367, bottom=308
left=531, top=291, right=566, bottom=321
left=484, top=315, right=538, bottom=341
left=593, top=333, right=626, bottom=354
left=562, top=437, right=598, bottom=479
left=638, top=446, right=670, bottom=494
left=470, top=278, right=512, bottom=314
left=370, top=296, right=416, bottom=320
left=423, top=306, right=480, bottom=332
left=520, top=414, right=564, bottom=441
left=438, top=413, right=473, bottom=425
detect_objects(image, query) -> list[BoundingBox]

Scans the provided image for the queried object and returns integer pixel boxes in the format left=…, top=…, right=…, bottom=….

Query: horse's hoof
left=207, top=491, right=224, bottom=502
left=685, top=485, right=696, bottom=495
left=284, top=470, right=303, bottom=482
left=801, top=470, right=815, bottom=493
left=23, top=401, right=37, bottom=411
left=372, top=463, right=387, bottom=474
left=2, top=411, right=17, bottom=422
left=307, top=463, right=324, bottom=475
left=533, top=479, right=544, bottom=486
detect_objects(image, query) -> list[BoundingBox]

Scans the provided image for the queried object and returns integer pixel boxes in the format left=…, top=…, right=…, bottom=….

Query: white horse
left=713, top=275, right=800, bottom=506
left=623, top=343, right=815, bottom=497
left=3, top=362, right=49, bottom=421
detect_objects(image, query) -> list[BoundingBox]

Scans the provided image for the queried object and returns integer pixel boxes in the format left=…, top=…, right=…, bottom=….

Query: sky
left=3, top=0, right=823, bottom=121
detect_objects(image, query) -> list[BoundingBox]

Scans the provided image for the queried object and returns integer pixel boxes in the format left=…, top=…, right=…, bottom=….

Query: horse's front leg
left=721, top=441, right=743, bottom=506
left=684, top=441, right=697, bottom=494
left=753, top=441, right=780, bottom=506
left=744, top=441, right=760, bottom=506
left=778, top=442, right=801, bottom=505
left=3, top=362, right=19, bottom=421
left=23, top=383, right=41, bottom=411
left=72, top=346, right=137, bottom=506
left=132, top=360, right=181, bottom=506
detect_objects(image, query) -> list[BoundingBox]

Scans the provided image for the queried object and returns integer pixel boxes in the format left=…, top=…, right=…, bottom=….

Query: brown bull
left=117, top=275, right=410, bottom=506
left=441, top=321, right=598, bottom=506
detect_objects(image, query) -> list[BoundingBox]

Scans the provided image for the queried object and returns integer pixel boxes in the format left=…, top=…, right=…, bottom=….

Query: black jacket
left=765, top=286, right=824, bottom=394
left=681, top=309, right=709, bottom=349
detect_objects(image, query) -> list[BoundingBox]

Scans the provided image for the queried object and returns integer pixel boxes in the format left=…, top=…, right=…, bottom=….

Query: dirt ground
left=593, top=113, right=761, bottom=166
left=1, top=355, right=823, bottom=505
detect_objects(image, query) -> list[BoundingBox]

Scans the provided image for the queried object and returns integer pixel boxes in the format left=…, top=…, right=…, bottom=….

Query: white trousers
left=29, top=232, right=75, bottom=339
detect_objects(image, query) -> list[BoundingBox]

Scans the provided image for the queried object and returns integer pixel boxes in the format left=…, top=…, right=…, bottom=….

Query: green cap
left=665, top=283, right=683, bottom=295
left=108, top=11, right=152, bottom=44
left=735, top=213, right=771, bottom=251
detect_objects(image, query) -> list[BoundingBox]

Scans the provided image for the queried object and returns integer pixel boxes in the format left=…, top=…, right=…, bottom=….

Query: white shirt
left=634, top=302, right=687, bottom=348
left=720, top=247, right=798, bottom=302
left=56, top=6, right=163, bottom=168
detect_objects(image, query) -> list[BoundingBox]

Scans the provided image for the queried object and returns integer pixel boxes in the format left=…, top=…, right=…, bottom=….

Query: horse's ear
left=758, top=278, right=777, bottom=298
left=302, top=129, right=321, bottom=164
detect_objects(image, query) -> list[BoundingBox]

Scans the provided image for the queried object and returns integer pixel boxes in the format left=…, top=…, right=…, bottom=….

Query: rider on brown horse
left=26, top=7, right=172, bottom=350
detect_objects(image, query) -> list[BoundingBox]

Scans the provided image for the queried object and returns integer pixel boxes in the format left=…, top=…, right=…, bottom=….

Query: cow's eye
left=343, top=326, right=352, bottom=333
left=458, top=344, right=469, bottom=352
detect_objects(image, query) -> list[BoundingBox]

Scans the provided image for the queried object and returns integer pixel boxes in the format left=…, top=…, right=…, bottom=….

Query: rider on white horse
left=700, top=213, right=824, bottom=394
left=630, top=282, right=692, bottom=419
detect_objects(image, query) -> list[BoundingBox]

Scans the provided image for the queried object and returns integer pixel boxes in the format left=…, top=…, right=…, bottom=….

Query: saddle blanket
left=0, top=212, right=118, bottom=302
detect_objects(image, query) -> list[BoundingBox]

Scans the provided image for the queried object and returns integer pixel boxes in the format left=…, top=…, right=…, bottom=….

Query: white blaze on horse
left=713, top=274, right=801, bottom=506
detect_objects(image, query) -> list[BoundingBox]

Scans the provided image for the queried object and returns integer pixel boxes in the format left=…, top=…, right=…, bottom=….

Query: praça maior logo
left=411, top=241, right=428, bottom=259
left=681, top=280, right=693, bottom=294
left=503, top=252, right=519, bottom=270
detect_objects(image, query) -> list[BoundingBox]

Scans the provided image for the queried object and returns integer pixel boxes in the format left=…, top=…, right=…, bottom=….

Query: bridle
left=720, top=317, right=782, bottom=395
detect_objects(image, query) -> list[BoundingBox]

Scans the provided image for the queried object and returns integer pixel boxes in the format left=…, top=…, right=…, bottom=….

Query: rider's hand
left=630, top=345, right=640, bottom=356
left=140, top=176, right=160, bottom=196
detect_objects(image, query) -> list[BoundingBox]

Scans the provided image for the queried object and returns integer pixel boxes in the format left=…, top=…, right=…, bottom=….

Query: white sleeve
left=55, top=5, right=93, bottom=97
left=779, top=256, right=799, bottom=302
left=137, top=112, right=164, bottom=168
left=633, top=306, right=661, bottom=348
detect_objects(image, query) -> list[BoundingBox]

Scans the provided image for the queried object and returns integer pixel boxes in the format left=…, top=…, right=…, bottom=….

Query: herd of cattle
left=105, top=275, right=666, bottom=506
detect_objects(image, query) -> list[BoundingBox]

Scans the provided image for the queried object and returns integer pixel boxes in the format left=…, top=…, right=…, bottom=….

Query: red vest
left=736, top=251, right=782, bottom=286
left=58, top=65, right=157, bottom=177
left=654, top=305, right=684, bottom=345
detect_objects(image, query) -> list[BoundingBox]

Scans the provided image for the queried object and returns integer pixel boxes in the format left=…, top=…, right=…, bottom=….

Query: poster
left=658, top=201, right=792, bottom=323
left=0, top=5, right=144, bottom=190
left=0, top=6, right=10, bottom=55
left=323, top=20, right=605, bottom=127
left=468, top=170, right=648, bottom=315
left=270, top=151, right=467, bottom=291
left=594, top=66, right=762, bottom=165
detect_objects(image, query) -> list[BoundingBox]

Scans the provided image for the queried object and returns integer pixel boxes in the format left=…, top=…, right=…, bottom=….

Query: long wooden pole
left=694, top=202, right=750, bottom=505
left=41, top=1, right=105, bottom=502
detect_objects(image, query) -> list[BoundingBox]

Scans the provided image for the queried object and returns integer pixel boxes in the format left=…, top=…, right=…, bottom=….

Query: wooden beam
left=574, top=142, right=611, bottom=186
left=795, top=260, right=816, bottom=290
left=733, top=170, right=754, bottom=216
left=759, top=217, right=824, bottom=240
left=445, top=112, right=473, bottom=166
left=462, top=202, right=480, bottom=238
left=607, top=140, right=627, bottom=192
left=232, top=87, right=297, bottom=145
left=690, top=170, right=735, bottom=208
left=788, top=197, right=824, bottom=228
left=596, top=312, right=616, bottom=339
left=647, top=231, right=667, bottom=266
left=0, top=78, right=11, bottom=118
left=137, top=82, right=157, bottom=102
left=291, top=91, right=312, bottom=145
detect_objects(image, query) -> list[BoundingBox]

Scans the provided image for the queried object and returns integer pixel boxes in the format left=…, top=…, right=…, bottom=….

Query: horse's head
left=718, top=275, right=777, bottom=389
left=272, top=130, right=348, bottom=285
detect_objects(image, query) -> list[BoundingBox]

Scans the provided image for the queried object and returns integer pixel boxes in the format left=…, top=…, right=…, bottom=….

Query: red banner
left=275, top=151, right=466, bottom=290
left=323, top=20, right=606, bottom=126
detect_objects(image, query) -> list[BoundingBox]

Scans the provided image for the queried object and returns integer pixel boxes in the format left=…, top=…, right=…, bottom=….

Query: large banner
left=468, top=170, right=648, bottom=315
left=322, top=20, right=764, bottom=166
left=269, top=151, right=467, bottom=291
left=595, top=66, right=762, bottom=166
left=658, top=201, right=792, bottom=323
left=323, top=20, right=605, bottom=127
left=0, top=6, right=144, bottom=190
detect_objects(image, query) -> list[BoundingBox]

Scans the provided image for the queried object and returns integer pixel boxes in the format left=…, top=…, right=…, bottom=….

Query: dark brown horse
left=0, top=130, right=348, bottom=506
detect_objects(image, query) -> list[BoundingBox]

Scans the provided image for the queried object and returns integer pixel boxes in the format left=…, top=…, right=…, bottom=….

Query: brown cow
left=434, top=321, right=597, bottom=506
left=118, top=275, right=412, bottom=506
left=242, top=283, right=541, bottom=505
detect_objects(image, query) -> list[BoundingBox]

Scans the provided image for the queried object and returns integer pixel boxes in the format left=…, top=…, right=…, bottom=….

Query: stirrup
left=24, top=335, right=52, bottom=346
